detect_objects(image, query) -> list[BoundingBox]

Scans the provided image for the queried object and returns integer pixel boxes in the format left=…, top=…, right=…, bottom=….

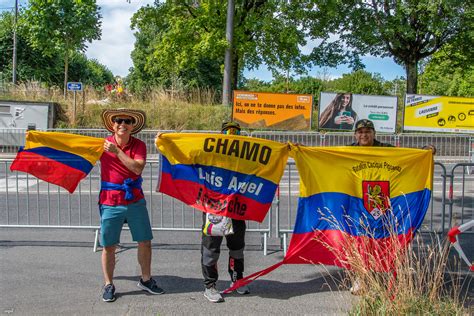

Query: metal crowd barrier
left=0, top=128, right=473, bottom=254
left=1, top=129, right=473, bottom=163
left=0, top=159, right=273, bottom=253
left=1, top=158, right=472, bottom=254
left=275, top=161, right=473, bottom=255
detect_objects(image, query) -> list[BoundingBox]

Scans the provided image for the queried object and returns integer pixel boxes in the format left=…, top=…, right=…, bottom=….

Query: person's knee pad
left=202, top=246, right=220, bottom=267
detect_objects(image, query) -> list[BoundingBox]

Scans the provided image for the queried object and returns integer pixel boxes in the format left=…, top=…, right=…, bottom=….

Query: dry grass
left=315, top=208, right=468, bottom=315
left=0, top=82, right=231, bottom=130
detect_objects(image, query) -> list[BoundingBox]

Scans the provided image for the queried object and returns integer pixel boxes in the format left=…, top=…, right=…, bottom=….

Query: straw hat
left=101, top=108, right=146, bottom=134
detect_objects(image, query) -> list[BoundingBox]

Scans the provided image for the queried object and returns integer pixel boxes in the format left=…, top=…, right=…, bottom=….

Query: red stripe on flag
left=159, top=172, right=271, bottom=222
left=285, top=230, right=414, bottom=272
left=10, top=151, right=87, bottom=193
left=222, top=229, right=415, bottom=292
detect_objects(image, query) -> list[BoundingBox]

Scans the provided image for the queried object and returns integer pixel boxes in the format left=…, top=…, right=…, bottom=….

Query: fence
left=1, top=128, right=472, bottom=164
left=1, top=157, right=472, bottom=254
left=0, top=129, right=473, bottom=255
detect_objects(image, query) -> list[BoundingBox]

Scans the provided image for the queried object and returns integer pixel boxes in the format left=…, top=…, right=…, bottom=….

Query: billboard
left=232, top=90, right=313, bottom=131
left=403, top=94, right=474, bottom=133
left=318, top=92, right=398, bottom=133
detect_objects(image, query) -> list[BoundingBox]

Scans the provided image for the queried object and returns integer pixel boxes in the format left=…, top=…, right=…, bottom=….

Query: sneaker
left=204, top=285, right=224, bottom=303
left=137, top=277, right=165, bottom=295
left=350, top=277, right=363, bottom=295
left=230, top=282, right=250, bottom=295
left=102, top=284, right=116, bottom=302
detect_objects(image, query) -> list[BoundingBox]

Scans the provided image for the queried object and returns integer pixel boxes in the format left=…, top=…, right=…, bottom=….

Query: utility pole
left=12, top=0, right=18, bottom=84
left=222, top=0, right=234, bottom=106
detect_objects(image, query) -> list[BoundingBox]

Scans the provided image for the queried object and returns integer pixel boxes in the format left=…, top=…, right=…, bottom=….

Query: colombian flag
left=156, top=133, right=289, bottom=222
left=285, top=146, right=433, bottom=270
left=224, top=145, right=433, bottom=293
left=10, top=131, right=104, bottom=193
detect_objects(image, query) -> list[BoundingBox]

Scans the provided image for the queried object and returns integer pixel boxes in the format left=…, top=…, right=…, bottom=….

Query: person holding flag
left=99, top=109, right=164, bottom=302
left=349, top=118, right=436, bottom=294
left=201, top=121, right=250, bottom=303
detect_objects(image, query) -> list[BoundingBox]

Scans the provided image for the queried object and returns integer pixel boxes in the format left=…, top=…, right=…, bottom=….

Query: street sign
left=67, top=82, right=83, bottom=91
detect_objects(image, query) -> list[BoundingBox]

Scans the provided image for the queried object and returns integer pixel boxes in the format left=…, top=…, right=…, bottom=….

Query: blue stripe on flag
left=23, top=147, right=93, bottom=174
left=161, top=156, right=277, bottom=204
left=292, top=189, right=431, bottom=238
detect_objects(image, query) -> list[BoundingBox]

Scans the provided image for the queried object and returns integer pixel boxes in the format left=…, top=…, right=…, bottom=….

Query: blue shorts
left=99, top=199, right=153, bottom=247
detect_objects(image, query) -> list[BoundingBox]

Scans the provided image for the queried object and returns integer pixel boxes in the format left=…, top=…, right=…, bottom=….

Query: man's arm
left=104, top=140, right=145, bottom=175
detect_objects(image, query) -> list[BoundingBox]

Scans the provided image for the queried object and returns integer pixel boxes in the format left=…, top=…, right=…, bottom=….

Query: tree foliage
left=323, top=0, right=469, bottom=93
left=0, top=11, right=112, bottom=88
left=23, top=0, right=102, bottom=93
left=324, top=70, right=387, bottom=95
left=128, top=1, right=353, bottom=94
left=242, top=70, right=392, bottom=97
left=419, top=44, right=474, bottom=97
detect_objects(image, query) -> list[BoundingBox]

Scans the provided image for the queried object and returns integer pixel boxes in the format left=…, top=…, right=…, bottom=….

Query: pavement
left=0, top=228, right=353, bottom=315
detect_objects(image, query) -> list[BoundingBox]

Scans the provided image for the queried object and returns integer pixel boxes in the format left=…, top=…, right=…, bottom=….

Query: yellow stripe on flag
left=289, top=145, right=433, bottom=198
left=25, top=131, right=104, bottom=164
left=156, top=133, right=289, bottom=184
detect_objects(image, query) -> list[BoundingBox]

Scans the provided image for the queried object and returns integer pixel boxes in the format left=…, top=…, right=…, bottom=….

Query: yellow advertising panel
left=404, top=94, right=474, bottom=133
left=232, top=90, right=313, bottom=131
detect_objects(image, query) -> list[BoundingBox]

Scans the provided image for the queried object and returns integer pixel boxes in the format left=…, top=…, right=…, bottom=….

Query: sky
left=13, top=0, right=406, bottom=81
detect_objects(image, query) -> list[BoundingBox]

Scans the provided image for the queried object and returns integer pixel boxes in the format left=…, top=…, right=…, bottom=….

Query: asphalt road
left=0, top=228, right=352, bottom=315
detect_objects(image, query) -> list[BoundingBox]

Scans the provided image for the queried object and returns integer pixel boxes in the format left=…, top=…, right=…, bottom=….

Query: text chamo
left=203, top=137, right=272, bottom=165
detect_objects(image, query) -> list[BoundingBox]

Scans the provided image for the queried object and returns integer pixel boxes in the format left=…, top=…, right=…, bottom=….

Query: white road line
left=0, top=176, right=43, bottom=191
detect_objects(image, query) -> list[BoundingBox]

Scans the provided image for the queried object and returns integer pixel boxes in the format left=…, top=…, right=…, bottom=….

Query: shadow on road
left=113, top=272, right=344, bottom=300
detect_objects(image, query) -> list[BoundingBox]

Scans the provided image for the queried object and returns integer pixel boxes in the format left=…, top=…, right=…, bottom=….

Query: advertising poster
left=403, top=94, right=474, bottom=133
left=318, top=92, right=397, bottom=133
left=232, top=90, right=313, bottom=131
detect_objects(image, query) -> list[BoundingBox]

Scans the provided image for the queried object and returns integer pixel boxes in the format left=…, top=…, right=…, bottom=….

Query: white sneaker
left=230, top=282, right=250, bottom=295
left=204, top=285, right=224, bottom=303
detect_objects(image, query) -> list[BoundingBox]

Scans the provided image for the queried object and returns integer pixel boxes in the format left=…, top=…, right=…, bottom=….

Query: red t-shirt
left=99, top=135, right=146, bottom=205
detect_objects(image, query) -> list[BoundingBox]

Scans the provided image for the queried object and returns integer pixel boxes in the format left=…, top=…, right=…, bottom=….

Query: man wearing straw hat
left=99, top=108, right=164, bottom=302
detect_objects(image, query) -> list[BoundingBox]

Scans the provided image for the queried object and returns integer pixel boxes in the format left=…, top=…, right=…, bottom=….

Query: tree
left=324, top=0, right=469, bottom=93
left=23, top=0, right=102, bottom=96
left=324, top=70, right=387, bottom=95
left=68, top=53, right=114, bottom=88
left=0, top=11, right=112, bottom=88
left=128, top=1, right=349, bottom=94
left=1, top=11, right=64, bottom=84
left=419, top=44, right=474, bottom=97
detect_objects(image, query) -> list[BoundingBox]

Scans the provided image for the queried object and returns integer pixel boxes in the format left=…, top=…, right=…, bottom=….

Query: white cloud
left=85, top=0, right=155, bottom=77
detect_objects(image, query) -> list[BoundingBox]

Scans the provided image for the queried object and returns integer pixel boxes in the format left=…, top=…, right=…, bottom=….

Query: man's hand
left=104, top=140, right=119, bottom=155
left=422, top=144, right=437, bottom=155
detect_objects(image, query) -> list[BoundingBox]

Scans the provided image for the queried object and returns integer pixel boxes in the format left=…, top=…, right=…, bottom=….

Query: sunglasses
left=113, top=118, right=134, bottom=125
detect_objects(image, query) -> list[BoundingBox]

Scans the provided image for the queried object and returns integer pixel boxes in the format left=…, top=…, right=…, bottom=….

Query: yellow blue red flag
left=224, top=145, right=433, bottom=293
left=156, top=133, right=289, bottom=222
left=284, top=146, right=433, bottom=270
left=10, top=131, right=104, bottom=193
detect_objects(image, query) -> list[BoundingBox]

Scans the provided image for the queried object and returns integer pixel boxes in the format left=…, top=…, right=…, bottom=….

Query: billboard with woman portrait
left=318, top=92, right=397, bottom=133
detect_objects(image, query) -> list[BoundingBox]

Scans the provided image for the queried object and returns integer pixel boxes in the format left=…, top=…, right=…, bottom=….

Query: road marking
left=0, top=176, right=43, bottom=192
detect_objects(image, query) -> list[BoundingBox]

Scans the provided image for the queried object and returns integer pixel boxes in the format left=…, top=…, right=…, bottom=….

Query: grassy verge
left=1, top=84, right=232, bottom=130
left=347, top=236, right=466, bottom=315
left=0, top=84, right=326, bottom=130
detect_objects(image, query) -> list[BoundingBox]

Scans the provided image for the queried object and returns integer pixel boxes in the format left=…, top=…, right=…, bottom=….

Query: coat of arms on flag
left=363, top=180, right=390, bottom=220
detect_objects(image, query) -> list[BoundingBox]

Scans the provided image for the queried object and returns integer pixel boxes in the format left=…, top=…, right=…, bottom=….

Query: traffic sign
left=67, top=82, right=83, bottom=91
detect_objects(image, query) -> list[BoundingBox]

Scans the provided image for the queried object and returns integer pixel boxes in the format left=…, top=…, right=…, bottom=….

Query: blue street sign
left=67, top=82, right=83, bottom=91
